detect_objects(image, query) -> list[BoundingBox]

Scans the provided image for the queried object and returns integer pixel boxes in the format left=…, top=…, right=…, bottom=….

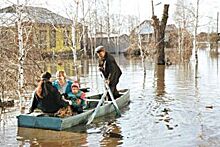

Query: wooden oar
left=86, top=90, right=108, bottom=125
left=100, top=72, right=121, bottom=117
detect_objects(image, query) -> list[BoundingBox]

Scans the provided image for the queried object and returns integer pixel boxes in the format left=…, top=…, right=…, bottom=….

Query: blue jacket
left=67, top=90, right=86, bottom=108
left=52, top=80, right=73, bottom=94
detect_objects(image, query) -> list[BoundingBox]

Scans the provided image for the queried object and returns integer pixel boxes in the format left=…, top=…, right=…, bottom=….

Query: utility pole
left=94, top=0, right=97, bottom=57
left=151, top=0, right=156, bottom=43
left=82, top=0, right=87, bottom=57
left=107, top=0, right=110, bottom=47
left=216, top=12, right=219, bottom=53
left=151, top=0, right=154, bottom=16
left=193, top=0, right=200, bottom=63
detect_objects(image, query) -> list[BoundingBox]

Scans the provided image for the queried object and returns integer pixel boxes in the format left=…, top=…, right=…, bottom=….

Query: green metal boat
left=17, top=89, right=130, bottom=131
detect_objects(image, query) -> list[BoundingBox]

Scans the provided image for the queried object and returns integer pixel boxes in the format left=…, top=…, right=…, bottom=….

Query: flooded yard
left=1, top=49, right=220, bottom=147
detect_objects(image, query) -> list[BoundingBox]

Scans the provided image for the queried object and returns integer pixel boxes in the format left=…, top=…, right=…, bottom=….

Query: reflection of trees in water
left=194, top=58, right=205, bottom=143
left=152, top=65, right=178, bottom=130
left=45, top=59, right=90, bottom=78
left=80, top=59, right=89, bottom=76
left=142, top=59, right=147, bottom=90
left=100, top=122, right=123, bottom=146
left=154, top=65, right=165, bottom=96
left=17, top=127, right=88, bottom=146
left=209, top=51, right=219, bottom=76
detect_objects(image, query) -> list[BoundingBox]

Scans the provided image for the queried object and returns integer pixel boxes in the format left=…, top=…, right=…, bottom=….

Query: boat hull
left=17, top=89, right=130, bottom=130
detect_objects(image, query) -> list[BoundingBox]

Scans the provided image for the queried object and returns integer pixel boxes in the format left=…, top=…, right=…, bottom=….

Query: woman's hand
left=62, top=97, right=72, bottom=105
left=68, top=100, right=72, bottom=105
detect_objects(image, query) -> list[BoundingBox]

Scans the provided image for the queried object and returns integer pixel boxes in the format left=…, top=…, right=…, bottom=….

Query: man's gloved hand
left=105, top=79, right=110, bottom=85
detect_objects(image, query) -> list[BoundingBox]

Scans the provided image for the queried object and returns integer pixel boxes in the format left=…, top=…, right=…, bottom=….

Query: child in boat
left=64, top=82, right=86, bottom=114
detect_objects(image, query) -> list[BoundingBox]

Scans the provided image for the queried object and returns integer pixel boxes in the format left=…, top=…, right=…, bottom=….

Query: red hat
left=71, top=82, right=80, bottom=89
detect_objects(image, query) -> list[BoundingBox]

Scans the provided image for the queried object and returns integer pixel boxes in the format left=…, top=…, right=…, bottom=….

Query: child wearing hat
left=65, top=81, right=86, bottom=114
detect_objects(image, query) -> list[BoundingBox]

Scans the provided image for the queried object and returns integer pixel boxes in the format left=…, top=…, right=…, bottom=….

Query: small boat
left=17, top=89, right=130, bottom=131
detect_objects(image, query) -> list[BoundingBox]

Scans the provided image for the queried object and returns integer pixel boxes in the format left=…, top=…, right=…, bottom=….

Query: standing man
left=95, top=46, right=122, bottom=98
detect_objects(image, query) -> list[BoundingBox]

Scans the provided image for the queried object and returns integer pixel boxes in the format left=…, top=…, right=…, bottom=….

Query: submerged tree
left=152, top=4, right=169, bottom=65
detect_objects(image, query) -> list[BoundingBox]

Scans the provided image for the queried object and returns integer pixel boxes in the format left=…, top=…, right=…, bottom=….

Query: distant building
left=89, top=32, right=129, bottom=54
left=0, top=5, right=86, bottom=57
left=130, top=20, right=178, bottom=48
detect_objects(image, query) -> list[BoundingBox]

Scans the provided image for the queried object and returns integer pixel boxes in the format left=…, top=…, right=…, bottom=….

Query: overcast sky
left=0, top=0, right=219, bottom=32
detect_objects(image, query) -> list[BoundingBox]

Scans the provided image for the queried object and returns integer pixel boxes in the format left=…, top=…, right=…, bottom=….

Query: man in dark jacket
left=29, top=72, right=69, bottom=113
left=95, top=46, right=122, bottom=98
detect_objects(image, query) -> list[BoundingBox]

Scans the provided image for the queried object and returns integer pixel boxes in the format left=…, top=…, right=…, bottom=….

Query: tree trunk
left=152, top=4, right=169, bottom=65
left=193, top=0, right=200, bottom=62
left=16, top=4, right=25, bottom=110
left=81, top=0, right=87, bottom=57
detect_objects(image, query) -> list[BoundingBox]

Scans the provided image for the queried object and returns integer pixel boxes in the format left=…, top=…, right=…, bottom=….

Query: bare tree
left=16, top=1, right=26, bottom=110
left=193, top=0, right=200, bottom=63
left=174, top=0, right=194, bottom=61
left=152, top=4, right=170, bottom=65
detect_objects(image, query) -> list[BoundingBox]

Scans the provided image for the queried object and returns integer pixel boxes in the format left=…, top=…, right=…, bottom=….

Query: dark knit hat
left=41, top=72, right=51, bottom=80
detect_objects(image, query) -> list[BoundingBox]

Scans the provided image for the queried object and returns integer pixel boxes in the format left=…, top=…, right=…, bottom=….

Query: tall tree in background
left=193, top=0, right=200, bottom=63
left=16, top=1, right=26, bottom=110
left=174, top=0, right=194, bottom=61
left=152, top=4, right=169, bottom=65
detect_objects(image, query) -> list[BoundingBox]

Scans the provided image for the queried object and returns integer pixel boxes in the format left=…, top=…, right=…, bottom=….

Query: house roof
left=166, top=24, right=177, bottom=31
left=134, top=20, right=154, bottom=34
left=134, top=20, right=177, bottom=35
left=0, top=13, right=29, bottom=26
left=0, top=5, right=72, bottom=26
left=91, top=32, right=129, bottom=38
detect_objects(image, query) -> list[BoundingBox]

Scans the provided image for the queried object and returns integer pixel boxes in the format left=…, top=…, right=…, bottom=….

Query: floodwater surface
left=0, top=49, right=220, bottom=147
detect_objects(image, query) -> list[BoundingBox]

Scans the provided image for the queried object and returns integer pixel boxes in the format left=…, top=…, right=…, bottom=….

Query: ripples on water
left=1, top=49, right=220, bottom=147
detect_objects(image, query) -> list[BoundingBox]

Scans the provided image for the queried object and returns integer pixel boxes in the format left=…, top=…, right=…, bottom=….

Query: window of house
left=39, top=30, right=47, bottom=49
left=63, top=29, right=71, bottom=47
left=50, top=29, right=56, bottom=48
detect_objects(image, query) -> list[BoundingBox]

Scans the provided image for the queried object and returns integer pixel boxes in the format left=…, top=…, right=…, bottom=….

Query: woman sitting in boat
left=64, top=82, right=86, bottom=114
left=52, top=70, right=73, bottom=97
left=29, top=72, right=69, bottom=114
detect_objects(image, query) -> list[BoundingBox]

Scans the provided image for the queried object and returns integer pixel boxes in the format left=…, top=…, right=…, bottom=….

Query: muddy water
left=1, top=49, right=220, bottom=147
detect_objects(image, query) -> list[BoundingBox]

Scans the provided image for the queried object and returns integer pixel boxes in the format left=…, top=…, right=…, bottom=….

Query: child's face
left=71, top=86, right=79, bottom=94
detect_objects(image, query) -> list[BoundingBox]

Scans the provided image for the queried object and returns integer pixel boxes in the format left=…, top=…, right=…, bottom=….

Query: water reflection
left=154, top=65, right=166, bottom=97
left=17, top=127, right=88, bottom=146
left=142, top=59, right=147, bottom=90
left=100, top=122, right=123, bottom=147
left=44, top=60, right=85, bottom=78
left=2, top=49, right=220, bottom=146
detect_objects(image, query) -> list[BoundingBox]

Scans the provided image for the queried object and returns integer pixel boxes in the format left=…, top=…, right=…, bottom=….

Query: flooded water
left=1, top=49, right=220, bottom=147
